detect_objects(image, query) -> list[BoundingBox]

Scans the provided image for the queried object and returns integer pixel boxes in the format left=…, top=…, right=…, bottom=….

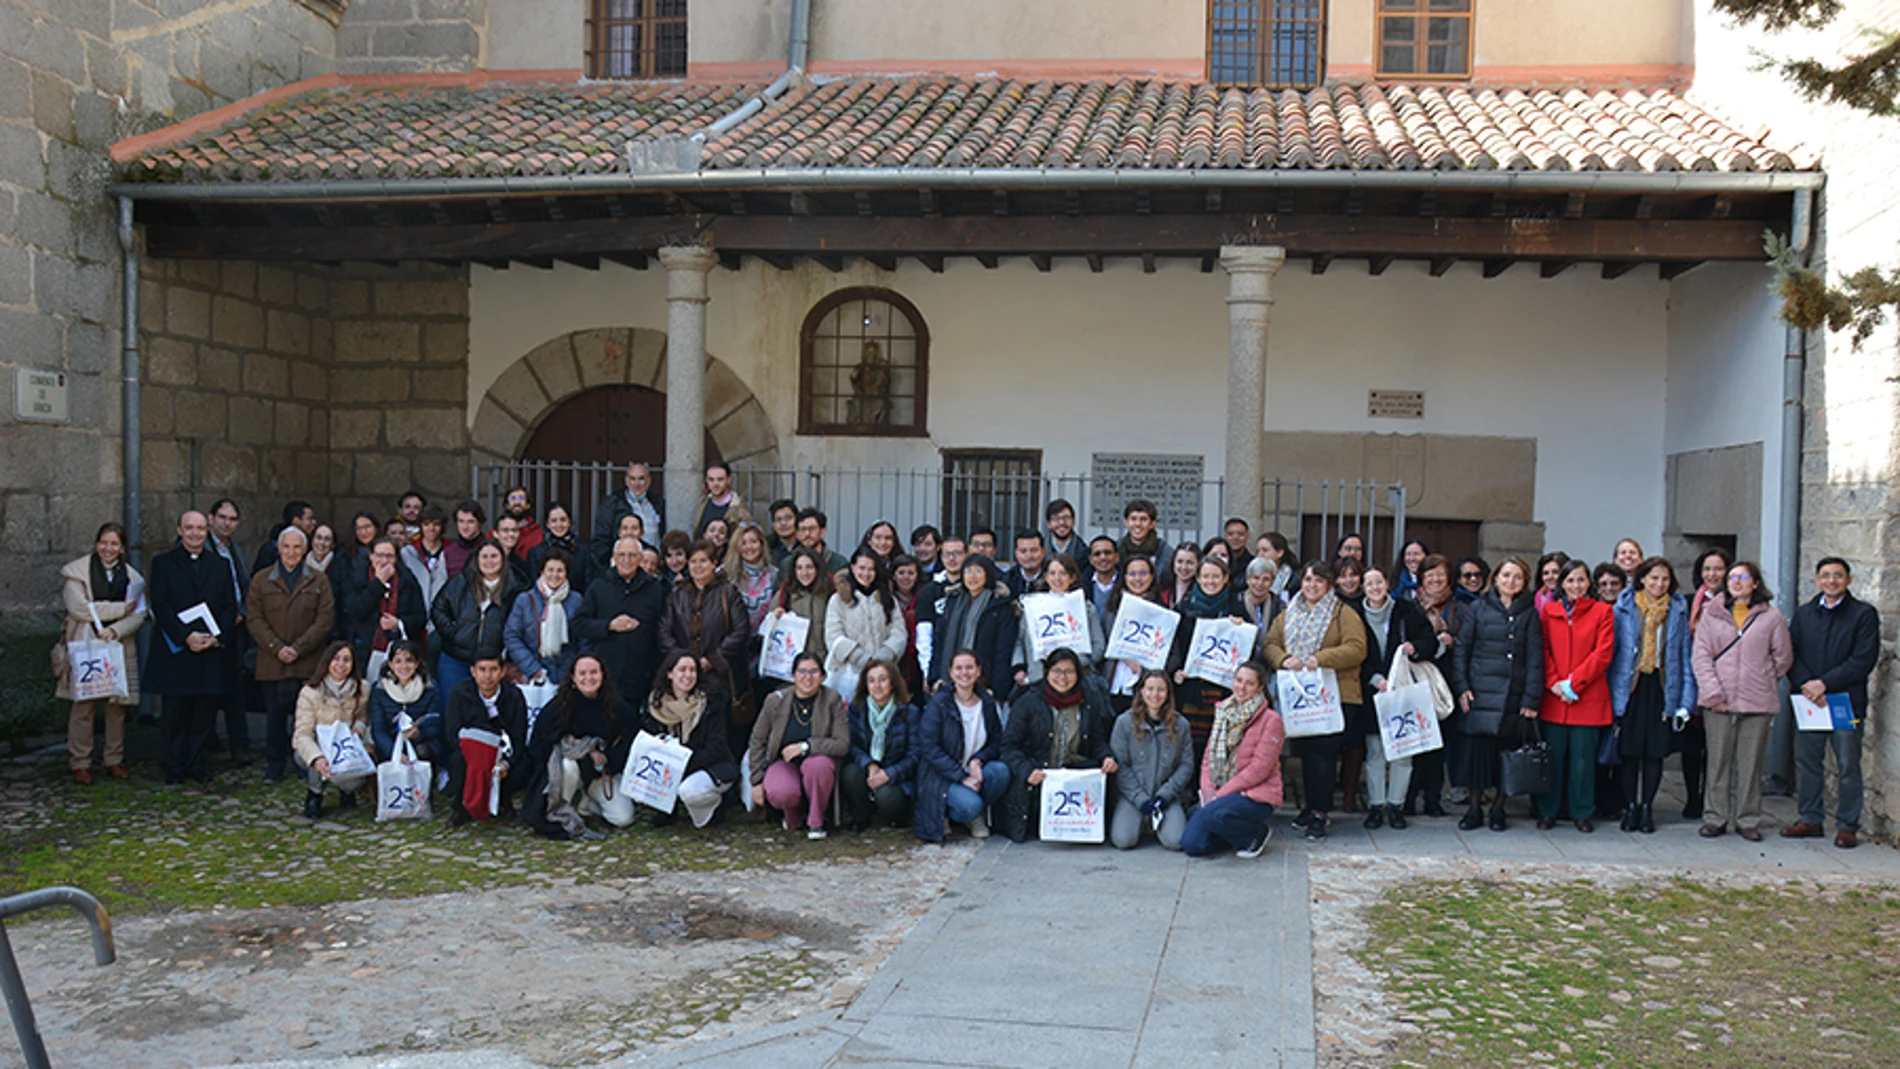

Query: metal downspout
left=1778, top=187, right=1814, bottom=608
left=117, top=196, right=142, bottom=565
left=696, top=0, right=810, bottom=142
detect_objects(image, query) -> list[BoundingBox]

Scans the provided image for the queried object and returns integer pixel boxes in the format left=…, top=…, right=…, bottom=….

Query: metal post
left=117, top=197, right=142, bottom=566
left=0, top=887, right=116, bottom=1069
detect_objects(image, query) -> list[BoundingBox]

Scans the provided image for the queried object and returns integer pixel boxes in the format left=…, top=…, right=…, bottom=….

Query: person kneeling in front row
left=1109, top=670, right=1196, bottom=850
left=840, top=659, right=921, bottom=831
left=1181, top=661, right=1284, bottom=858
left=643, top=651, right=739, bottom=828
left=749, top=652, right=850, bottom=840
left=998, top=648, right=1119, bottom=843
left=442, top=653, right=531, bottom=827
left=291, top=641, right=373, bottom=820
left=522, top=654, right=631, bottom=840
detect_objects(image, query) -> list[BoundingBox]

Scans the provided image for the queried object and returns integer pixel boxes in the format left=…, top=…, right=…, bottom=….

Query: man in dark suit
left=144, top=510, right=241, bottom=784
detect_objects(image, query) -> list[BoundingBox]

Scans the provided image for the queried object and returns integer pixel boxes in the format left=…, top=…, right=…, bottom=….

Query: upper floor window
left=585, top=0, right=688, bottom=79
left=799, top=289, right=929, bottom=438
left=1208, top=0, right=1327, bottom=88
left=1377, top=0, right=1473, bottom=78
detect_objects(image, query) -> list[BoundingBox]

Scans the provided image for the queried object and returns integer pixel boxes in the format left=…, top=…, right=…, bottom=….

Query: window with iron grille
left=941, top=450, right=1042, bottom=543
left=585, top=0, right=688, bottom=80
left=799, top=288, right=930, bottom=437
left=1376, top=0, right=1473, bottom=78
left=1208, top=0, right=1326, bottom=88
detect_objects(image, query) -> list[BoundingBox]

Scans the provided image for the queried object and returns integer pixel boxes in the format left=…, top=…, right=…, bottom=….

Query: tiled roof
left=117, top=75, right=1807, bottom=183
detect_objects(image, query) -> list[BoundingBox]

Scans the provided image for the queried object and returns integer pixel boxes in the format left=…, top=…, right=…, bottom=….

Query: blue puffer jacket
left=1606, top=588, right=1697, bottom=718
left=912, top=686, right=1004, bottom=843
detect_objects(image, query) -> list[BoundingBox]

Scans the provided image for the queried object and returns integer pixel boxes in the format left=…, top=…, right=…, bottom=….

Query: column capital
left=658, top=244, right=719, bottom=274
left=659, top=245, right=719, bottom=303
left=1219, top=244, right=1287, bottom=272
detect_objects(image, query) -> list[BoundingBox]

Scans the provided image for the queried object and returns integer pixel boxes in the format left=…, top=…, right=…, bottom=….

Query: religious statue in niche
left=847, top=339, right=892, bottom=425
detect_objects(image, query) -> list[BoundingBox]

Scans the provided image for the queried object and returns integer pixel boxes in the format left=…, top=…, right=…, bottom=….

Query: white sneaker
left=1236, top=827, right=1273, bottom=859
left=807, top=826, right=828, bottom=841
left=969, top=812, right=990, bottom=839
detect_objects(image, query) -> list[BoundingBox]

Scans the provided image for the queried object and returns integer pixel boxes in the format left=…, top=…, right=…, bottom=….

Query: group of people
left=54, top=460, right=1879, bottom=856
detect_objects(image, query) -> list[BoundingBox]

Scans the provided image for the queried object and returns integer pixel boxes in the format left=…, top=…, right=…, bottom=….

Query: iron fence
left=475, top=461, right=1405, bottom=566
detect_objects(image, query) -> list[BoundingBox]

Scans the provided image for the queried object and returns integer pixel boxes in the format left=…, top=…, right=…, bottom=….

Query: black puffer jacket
left=1448, top=589, right=1543, bottom=737
left=430, top=572, right=523, bottom=664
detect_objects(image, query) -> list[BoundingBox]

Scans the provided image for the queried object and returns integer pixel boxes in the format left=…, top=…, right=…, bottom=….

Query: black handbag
left=1500, top=719, right=1554, bottom=797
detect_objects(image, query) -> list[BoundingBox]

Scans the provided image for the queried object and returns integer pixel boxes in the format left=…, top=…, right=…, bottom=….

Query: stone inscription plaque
left=1090, top=453, right=1204, bottom=530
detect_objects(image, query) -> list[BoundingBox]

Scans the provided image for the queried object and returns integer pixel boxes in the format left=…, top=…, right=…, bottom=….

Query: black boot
left=1363, top=805, right=1385, bottom=830
left=1488, top=802, right=1508, bottom=832
left=1639, top=803, right=1656, bottom=834
left=1458, top=804, right=1484, bottom=831
left=1620, top=806, right=1639, bottom=832
left=1386, top=803, right=1407, bottom=830
left=303, top=791, right=324, bottom=820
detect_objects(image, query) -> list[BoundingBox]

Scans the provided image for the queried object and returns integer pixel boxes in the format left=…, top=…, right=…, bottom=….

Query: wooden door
left=518, top=385, right=721, bottom=535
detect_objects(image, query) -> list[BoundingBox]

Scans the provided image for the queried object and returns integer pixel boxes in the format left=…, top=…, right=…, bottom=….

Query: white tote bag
left=1021, top=591, right=1090, bottom=661
left=375, top=735, right=433, bottom=821
left=760, top=613, right=811, bottom=682
left=316, top=720, right=375, bottom=778
left=520, top=680, right=560, bottom=742
left=1375, top=649, right=1445, bottom=761
left=619, top=730, right=693, bottom=812
left=1184, top=617, right=1259, bottom=689
left=1276, top=668, right=1345, bottom=738
left=67, top=638, right=129, bottom=702
left=1104, top=597, right=1181, bottom=671
left=1038, top=768, right=1107, bottom=844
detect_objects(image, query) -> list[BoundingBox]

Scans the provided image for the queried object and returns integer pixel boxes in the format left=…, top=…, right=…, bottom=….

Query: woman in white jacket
left=824, top=549, right=908, bottom=704
left=58, top=522, right=147, bottom=784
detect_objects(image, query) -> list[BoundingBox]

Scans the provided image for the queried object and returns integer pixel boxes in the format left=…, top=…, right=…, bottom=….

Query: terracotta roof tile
left=116, top=75, right=1807, bottom=183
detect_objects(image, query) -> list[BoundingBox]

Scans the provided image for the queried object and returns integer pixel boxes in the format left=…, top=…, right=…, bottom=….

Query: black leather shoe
left=1577, top=818, right=1595, bottom=834
left=1536, top=816, right=1558, bottom=830
left=1458, top=806, right=1484, bottom=831
left=1386, top=804, right=1407, bottom=830
left=336, top=790, right=358, bottom=810
left=1363, top=806, right=1385, bottom=830
left=1488, top=804, right=1508, bottom=832
left=1639, top=805, right=1655, bottom=834
left=1620, top=807, right=1639, bottom=832
left=303, top=792, right=323, bottom=820
left=1400, top=798, right=1418, bottom=817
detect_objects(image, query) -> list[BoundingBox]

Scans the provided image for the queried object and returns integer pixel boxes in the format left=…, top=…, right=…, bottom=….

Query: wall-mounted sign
left=15, top=368, right=69, bottom=424
left=1368, top=389, right=1424, bottom=419
left=1090, top=452, right=1204, bottom=530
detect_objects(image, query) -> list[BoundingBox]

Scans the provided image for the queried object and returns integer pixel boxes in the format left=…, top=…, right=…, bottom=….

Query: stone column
left=1220, top=245, right=1287, bottom=528
left=659, top=245, right=718, bottom=531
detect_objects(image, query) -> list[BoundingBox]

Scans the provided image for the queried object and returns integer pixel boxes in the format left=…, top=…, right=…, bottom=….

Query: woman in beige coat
left=292, top=640, right=373, bottom=819
left=58, top=522, right=147, bottom=784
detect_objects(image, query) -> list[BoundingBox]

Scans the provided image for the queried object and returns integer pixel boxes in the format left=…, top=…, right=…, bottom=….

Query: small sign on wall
left=15, top=368, right=70, bottom=424
left=1368, top=389, right=1424, bottom=419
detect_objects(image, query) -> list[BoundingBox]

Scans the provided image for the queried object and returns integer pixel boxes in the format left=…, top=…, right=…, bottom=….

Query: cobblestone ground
left=0, top=753, right=976, bottom=1068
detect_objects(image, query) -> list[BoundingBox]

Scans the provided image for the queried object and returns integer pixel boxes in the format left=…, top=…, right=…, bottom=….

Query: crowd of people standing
left=54, top=460, right=1880, bottom=855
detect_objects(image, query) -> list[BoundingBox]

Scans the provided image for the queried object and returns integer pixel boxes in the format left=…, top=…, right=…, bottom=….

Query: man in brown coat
left=246, top=527, right=335, bottom=782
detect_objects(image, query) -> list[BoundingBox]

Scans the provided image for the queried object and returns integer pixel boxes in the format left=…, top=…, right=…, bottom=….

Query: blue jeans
left=1181, top=794, right=1276, bottom=856
left=436, top=654, right=472, bottom=704
left=1795, top=727, right=1863, bottom=830
left=945, top=760, right=1010, bottom=824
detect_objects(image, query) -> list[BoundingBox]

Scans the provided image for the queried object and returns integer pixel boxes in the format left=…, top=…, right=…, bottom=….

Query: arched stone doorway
left=470, top=326, right=779, bottom=471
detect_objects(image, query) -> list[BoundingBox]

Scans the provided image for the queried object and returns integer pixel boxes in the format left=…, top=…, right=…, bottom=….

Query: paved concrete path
left=626, top=838, right=1317, bottom=1069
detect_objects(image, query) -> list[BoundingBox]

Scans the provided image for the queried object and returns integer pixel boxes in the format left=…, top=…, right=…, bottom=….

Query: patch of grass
left=1360, top=877, right=1900, bottom=1067
left=0, top=761, right=914, bottom=916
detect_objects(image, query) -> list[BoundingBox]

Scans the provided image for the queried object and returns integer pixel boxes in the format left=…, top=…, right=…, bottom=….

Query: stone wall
left=337, top=0, right=489, bottom=73
left=136, top=257, right=473, bottom=548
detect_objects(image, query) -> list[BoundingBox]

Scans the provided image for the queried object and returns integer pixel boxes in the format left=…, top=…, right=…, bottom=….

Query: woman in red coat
left=1537, top=559, right=1616, bottom=832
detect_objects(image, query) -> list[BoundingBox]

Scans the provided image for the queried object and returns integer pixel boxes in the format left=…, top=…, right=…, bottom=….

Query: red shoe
left=72, top=768, right=93, bottom=785
left=104, top=765, right=130, bottom=780
left=1835, top=829, right=1859, bottom=849
left=1781, top=821, right=1825, bottom=839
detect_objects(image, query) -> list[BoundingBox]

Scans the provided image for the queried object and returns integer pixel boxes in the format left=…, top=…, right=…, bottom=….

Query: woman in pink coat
left=1181, top=660, right=1283, bottom=859
left=1690, top=560, right=1793, bottom=841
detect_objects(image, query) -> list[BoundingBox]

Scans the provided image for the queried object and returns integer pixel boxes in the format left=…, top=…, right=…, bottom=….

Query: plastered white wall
left=469, top=257, right=1706, bottom=558
left=1663, top=263, right=1787, bottom=568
